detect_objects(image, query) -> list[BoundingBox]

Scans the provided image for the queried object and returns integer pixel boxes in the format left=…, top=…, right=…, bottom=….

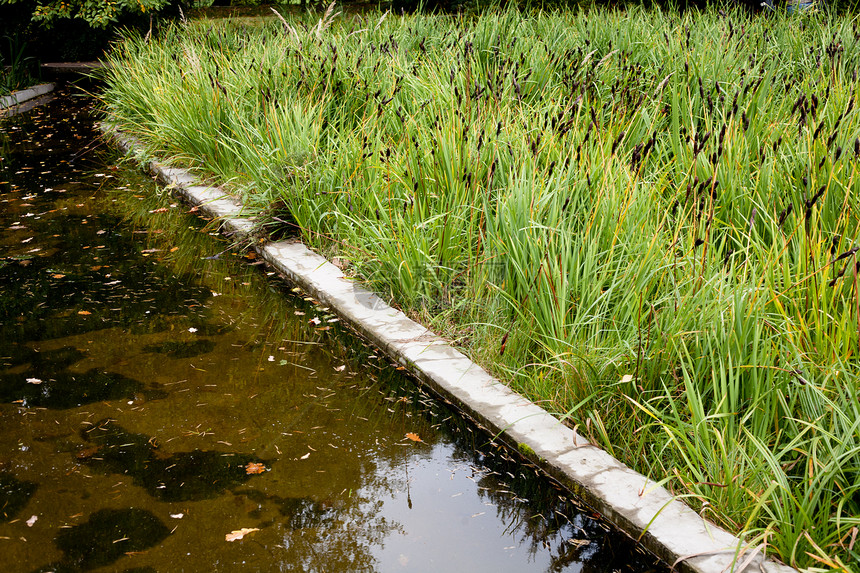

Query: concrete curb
left=102, top=124, right=798, bottom=573
left=0, top=83, right=56, bottom=110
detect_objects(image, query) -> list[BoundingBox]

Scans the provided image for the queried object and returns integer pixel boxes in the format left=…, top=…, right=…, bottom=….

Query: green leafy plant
left=0, top=34, right=36, bottom=96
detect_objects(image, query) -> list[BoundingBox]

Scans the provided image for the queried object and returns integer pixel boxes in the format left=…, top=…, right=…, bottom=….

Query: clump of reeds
left=100, top=6, right=860, bottom=570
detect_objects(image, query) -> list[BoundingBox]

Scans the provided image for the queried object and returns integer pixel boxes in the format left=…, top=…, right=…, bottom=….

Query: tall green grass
left=101, top=6, right=860, bottom=570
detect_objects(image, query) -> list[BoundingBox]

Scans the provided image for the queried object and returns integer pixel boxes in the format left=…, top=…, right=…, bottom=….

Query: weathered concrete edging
left=0, top=83, right=56, bottom=111
left=102, top=124, right=798, bottom=573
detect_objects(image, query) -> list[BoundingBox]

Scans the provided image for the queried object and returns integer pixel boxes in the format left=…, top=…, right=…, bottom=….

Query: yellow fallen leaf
left=226, top=528, right=259, bottom=542
left=52, top=274, right=65, bottom=279
left=78, top=311, right=91, bottom=315
left=405, top=433, right=423, bottom=443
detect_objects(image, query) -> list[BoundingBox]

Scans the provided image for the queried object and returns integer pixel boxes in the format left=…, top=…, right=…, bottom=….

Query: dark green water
left=0, top=88, right=666, bottom=573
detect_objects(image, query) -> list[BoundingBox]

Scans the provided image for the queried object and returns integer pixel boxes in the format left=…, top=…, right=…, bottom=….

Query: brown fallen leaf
left=245, top=462, right=266, bottom=475
left=77, top=311, right=91, bottom=315
left=149, top=207, right=170, bottom=213
left=52, top=274, right=65, bottom=279
left=76, top=446, right=100, bottom=460
left=225, top=528, right=259, bottom=542
left=405, top=433, right=423, bottom=443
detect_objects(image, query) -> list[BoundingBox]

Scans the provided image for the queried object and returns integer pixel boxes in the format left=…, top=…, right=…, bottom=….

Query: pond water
left=0, top=87, right=666, bottom=573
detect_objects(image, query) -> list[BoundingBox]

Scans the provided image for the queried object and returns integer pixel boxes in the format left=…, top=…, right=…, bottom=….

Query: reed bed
left=100, top=6, right=860, bottom=570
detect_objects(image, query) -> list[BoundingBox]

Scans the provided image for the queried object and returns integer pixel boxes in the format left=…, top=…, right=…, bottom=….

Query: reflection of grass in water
left=235, top=488, right=336, bottom=529
left=142, top=338, right=216, bottom=358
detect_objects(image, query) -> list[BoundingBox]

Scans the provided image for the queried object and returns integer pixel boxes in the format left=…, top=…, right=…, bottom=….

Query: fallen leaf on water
left=77, top=311, right=91, bottom=315
left=245, top=462, right=266, bottom=475
left=187, top=328, right=197, bottom=333
left=225, top=528, right=259, bottom=542
left=76, top=446, right=100, bottom=460
left=26, top=516, right=37, bottom=527
left=170, top=247, right=179, bottom=253
left=52, top=274, right=65, bottom=279
left=25, top=378, right=42, bottom=385
left=405, top=433, right=423, bottom=443
left=334, top=365, right=346, bottom=372
left=300, top=453, right=311, bottom=460
left=170, top=513, right=184, bottom=519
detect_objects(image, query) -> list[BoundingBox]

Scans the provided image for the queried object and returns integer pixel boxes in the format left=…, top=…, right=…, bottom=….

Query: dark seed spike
left=813, top=121, right=825, bottom=140
left=828, top=262, right=849, bottom=287
left=778, top=203, right=794, bottom=226
left=831, top=247, right=858, bottom=264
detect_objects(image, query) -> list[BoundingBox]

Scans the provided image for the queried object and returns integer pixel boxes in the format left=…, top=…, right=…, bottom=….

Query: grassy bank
left=100, top=6, right=860, bottom=570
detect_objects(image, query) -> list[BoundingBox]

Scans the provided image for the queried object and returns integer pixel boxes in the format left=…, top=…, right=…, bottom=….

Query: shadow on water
left=141, top=338, right=217, bottom=359
left=78, top=418, right=269, bottom=502
left=32, top=508, right=169, bottom=573
left=0, top=472, right=38, bottom=522
left=0, top=345, right=165, bottom=408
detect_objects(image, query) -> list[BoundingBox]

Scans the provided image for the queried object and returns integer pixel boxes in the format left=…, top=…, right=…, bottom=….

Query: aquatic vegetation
left=101, top=6, right=860, bottom=569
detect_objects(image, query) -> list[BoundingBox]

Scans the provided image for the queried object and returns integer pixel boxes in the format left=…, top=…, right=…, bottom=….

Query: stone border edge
left=0, top=83, right=56, bottom=111
left=101, top=123, right=798, bottom=573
